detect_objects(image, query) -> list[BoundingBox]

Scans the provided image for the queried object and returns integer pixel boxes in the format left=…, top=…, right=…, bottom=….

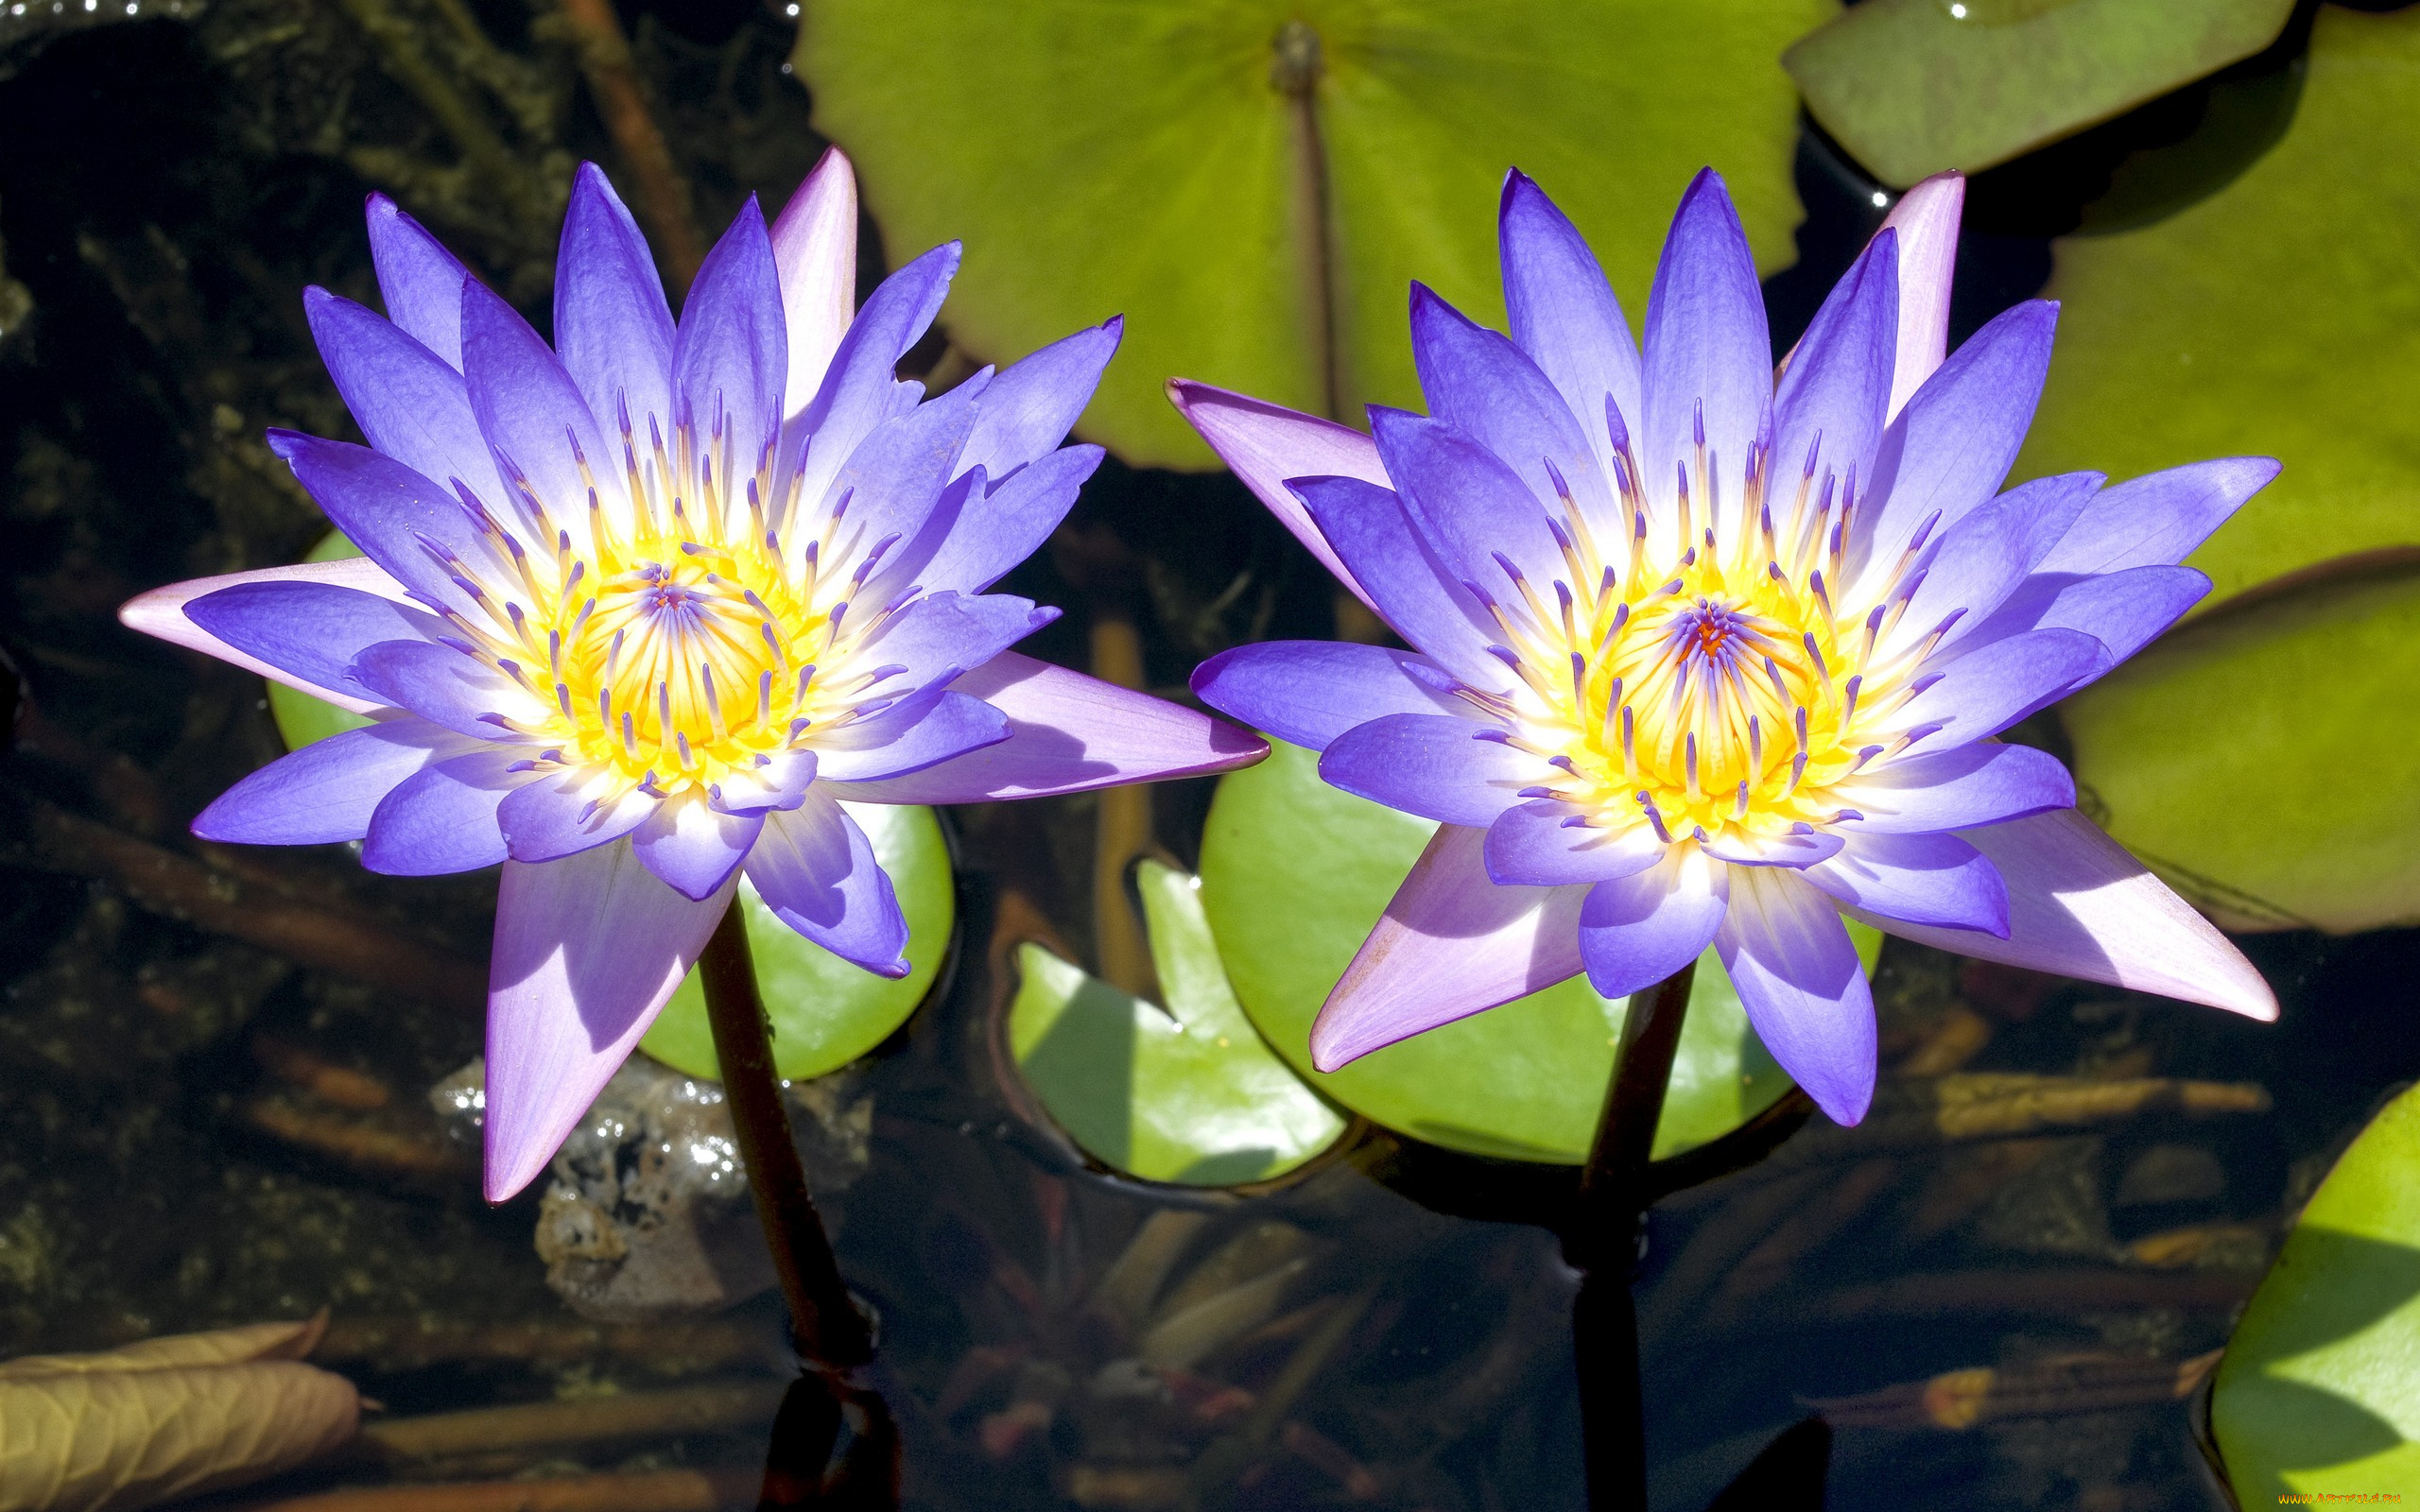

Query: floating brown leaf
left=0, top=1318, right=358, bottom=1512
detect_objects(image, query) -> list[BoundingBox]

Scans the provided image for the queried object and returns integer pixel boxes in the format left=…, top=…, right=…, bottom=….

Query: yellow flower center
left=436, top=421, right=905, bottom=799
left=1486, top=439, right=1942, bottom=849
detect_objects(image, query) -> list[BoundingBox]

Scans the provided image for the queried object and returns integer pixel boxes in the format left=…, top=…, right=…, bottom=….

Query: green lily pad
left=1008, top=858, right=1349, bottom=1186
left=2214, top=1082, right=2420, bottom=1498
left=795, top=0, right=1829, bottom=468
left=1785, top=0, right=2296, bottom=188
left=269, top=539, right=954, bottom=1078
left=267, top=532, right=376, bottom=749
left=2017, top=5, right=2420, bottom=610
left=640, top=800, right=955, bottom=1082
left=1195, top=740, right=1880, bottom=1165
left=2065, top=556, right=2420, bottom=935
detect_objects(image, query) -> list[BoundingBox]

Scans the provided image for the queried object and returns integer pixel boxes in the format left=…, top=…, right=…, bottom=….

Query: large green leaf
left=795, top=0, right=1828, bottom=468
left=2065, top=557, right=2420, bottom=935
left=2215, top=1082, right=2420, bottom=1498
left=1786, top=0, right=2296, bottom=189
left=266, top=532, right=376, bottom=750
left=1196, top=740, right=1880, bottom=1165
left=1008, top=859, right=1348, bottom=1186
left=640, top=800, right=955, bottom=1082
left=2017, top=5, right=2420, bottom=610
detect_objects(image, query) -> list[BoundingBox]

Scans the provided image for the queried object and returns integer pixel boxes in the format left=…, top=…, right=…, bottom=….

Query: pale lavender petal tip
left=483, top=844, right=732, bottom=1202
left=1309, top=826, right=1586, bottom=1073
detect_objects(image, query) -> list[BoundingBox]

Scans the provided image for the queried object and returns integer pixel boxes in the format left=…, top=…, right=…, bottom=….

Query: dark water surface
left=3, top=3, right=2415, bottom=1508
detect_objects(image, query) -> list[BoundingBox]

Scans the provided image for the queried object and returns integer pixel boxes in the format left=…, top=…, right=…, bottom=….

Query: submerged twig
left=1806, top=1349, right=2223, bottom=1430
left=227, top=1468, right=758, bottom=1512
left=312, top=1316, right=774, bottom=1375
left=359, top=1382, right=785, bottom=1461
left=5, top=796, right=485, bottom=1005
left=552, top=0, right=704, bottom=291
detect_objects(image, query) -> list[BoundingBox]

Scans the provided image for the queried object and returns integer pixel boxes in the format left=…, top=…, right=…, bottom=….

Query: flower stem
left=698, top=899, right=873, bottom=1369
left=1569, top=959, right=1697, bottom=1512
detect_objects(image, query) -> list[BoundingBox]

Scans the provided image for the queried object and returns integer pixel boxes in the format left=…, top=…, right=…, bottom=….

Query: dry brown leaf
left=0, top=1317, right=327, bottom=1381
left=0, top=1319, right=357, bottom=1512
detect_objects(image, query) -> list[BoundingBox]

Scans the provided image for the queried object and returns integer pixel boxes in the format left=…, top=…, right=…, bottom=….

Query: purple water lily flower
left=1178, top=167, right=2277, bottom=1125
left=123, top=150, right=1264, bottom=1199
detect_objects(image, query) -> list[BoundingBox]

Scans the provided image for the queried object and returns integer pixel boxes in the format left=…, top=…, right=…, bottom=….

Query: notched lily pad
left=1009, top=858, right=1349, bottom=1187
left=796, top=0, right=1828, bottom=467
left=2018, top=5, right=2420, bottom=609
left=2215, top=1082, right=2420, bottom=1498
left=641, top=800, right=956, bottom=1083
left=2065, top=556, right=2420, bottom=935
left=0, top=1316, right=359, bottom=1512
left=1787, top=0, right=2296, bottom=188
left=1196, top=740, right=1878, bottom=1165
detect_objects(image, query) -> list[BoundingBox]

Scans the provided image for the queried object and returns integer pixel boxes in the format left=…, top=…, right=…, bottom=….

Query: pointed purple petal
left=1850, top=809, right=2275, bottom=1021
left=1191, top=640, right=1461, bottom=752
left=912, top=445, right=1102, bottom=595
left=746, top=794, right=909, bottom=976
left=631, top=792, right=767, bottom=901
left=770, top=146, right=857, bottom=421
left=459, top=278, right=622, bottom=545
left=817, top=381, right=979, bottom=559
left=1805, top=830, right=2008, bottom=936
left=1165, top=379, right=1390, bottom=617
left=1370, top=407, right=1570, bottom=602
left=1772, top=229, right=1897, bottom=514
left=362, top=745, right=527, bottom=875
left=815, top=688, right=1011, bottom=782
left=122, top=558, right=415, bottom=713
left=822, top=653, right=1264, bottom=804
left=1310, top=825, right=1587, bottom=1072
left=194, top=719, right=463, bottom=846
left=1717, top=868, right=1876, bottom=1125
left=483, top=842, right=731, bottom=1200
left=1484, top=799, right=1665, bottom=886
left=1895, top=627, right=2105, bottom=747
left=960, top=318, right=1120, bottom=481
left=496, top=768, right=658, bottom=863
left=1409, top=283, right=1614, bottom=523
left=348, top=638, right=547, bottom=741
left=787, top=242, right=959, bottom=514
left=263, top=431, right=502, bottom=625
left=367, top=194, right=474, bottom=369
left=1319, top=713, right=1536, bottom=828
left=555, top=163, right=676, bottom=452
left=1575, top=848, right=1731, bottom=999
left=183, top=579, right=443, bottom=706
left=304, top=288, right=508, bottom=508
left=1850, top=301, right=2057, bottom=598
left=1499, top=169, right=1642, bottom=503
left=2038, top=457, right=2281, bottom=576
left=673, top=197, right=786, bottom=464
left=1290, top=474, right=1511, bottom=694
left=1960, top=566, right=2211, bottom=723
left=1835, top=742, right=2075, bottom=834
left=1639, top=170, right=1772, bottom=535
left=1878, top=174, right=1964, bottom=421
left=2031, top=564, right=2209, bottom=668
left=851, top=591, right=1056, bottom=693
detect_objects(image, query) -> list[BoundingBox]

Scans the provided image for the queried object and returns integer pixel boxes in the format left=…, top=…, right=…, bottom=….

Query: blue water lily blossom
left=124, top=151, right=1264, bottom=1198
left=1178, top=168, right=2277, bottom=1125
